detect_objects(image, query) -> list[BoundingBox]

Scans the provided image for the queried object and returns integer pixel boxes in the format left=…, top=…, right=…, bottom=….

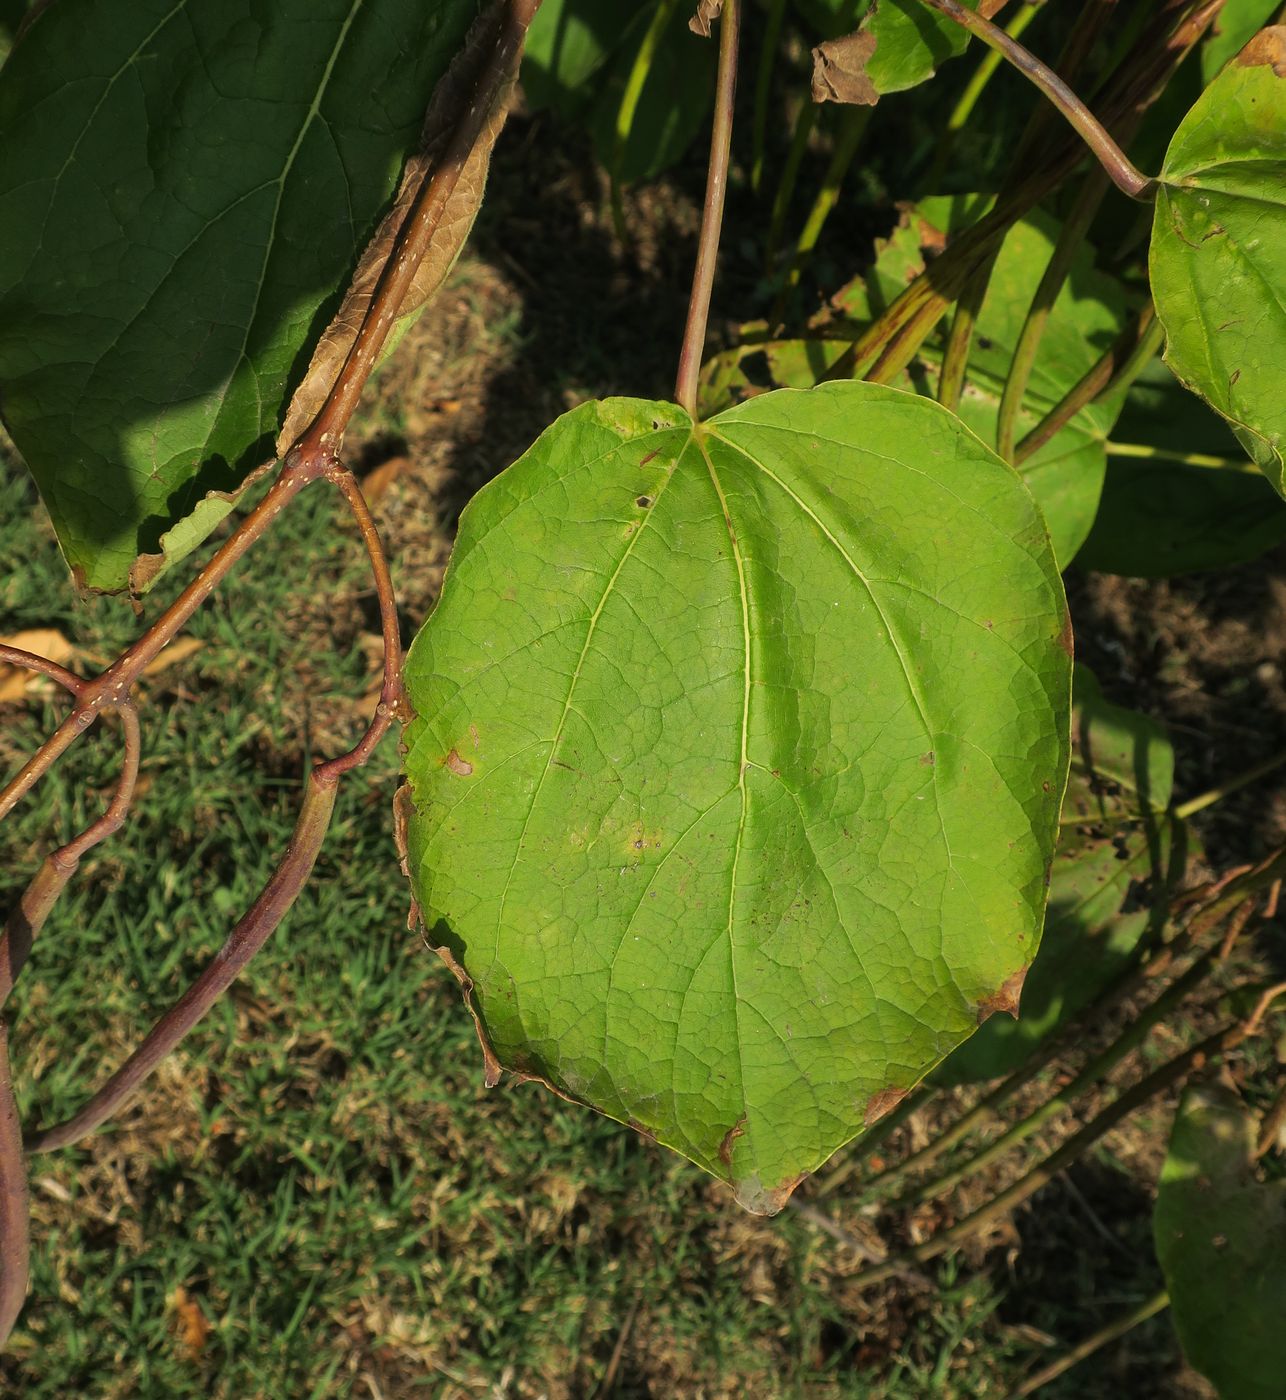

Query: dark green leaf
left=1078, top=359, right=1286, bottom=577
left=587, top=1, right=715, bottom=184
left=401, top=381, right=1071, bottom=1210
left=1154, top=1085, right=1286, bottom=1400
left=522, top=0, right=621, bottom=117
left=0, top=0, right=481, bottom=591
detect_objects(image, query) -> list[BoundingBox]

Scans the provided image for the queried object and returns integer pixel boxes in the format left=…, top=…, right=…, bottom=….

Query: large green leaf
left=1154, top=1085, right=1286, bottom=1400
left=401, top=381, right=1071, bottom=1211
left=707, top=198, right=1130, bottom=565
left=1078, top=359, right=1286, bottom=577
left=0, top=0, right=481, bottom=591
left=1150, top=27, right=1286, bottom=497
left=935, top=666, right=1183, bottom=1085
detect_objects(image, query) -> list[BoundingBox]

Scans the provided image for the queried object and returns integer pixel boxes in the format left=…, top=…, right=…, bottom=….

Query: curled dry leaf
left=812, top=30, right=880, bottom=106
left=689, top=0, right=723, bottom=38
left=277, top=1, right=524, bottom=456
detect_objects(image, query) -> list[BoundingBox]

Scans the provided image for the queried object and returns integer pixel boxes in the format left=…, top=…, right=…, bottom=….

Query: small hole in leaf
left=636, top=495, right=652, bottom=508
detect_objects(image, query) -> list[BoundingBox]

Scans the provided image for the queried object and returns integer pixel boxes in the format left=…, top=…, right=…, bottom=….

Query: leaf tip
left=733, top=1170, right=808, bottom=1216
left=976, top=966, right=1027, bottom=1024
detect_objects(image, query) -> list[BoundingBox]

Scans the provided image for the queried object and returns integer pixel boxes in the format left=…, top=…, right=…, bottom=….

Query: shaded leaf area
left=1154, top=1085, right=1286, bottom=1400
left=1150, top=27, right=1286, bottom=498
left=1079, top=358, right=1286, bottom=577
left=402, top=382, right=1070, bottom=1212
left=1201, top=0, right=1282, bottom=82
left=933, top=665, right=1185, bottom=1086
left=522, top=0, right=716, bottom=184
left=701, top=196, right=1131, bottom=565
left=0, top=0, right=481, bottom=591
left=800, top=0, right=995, bottom=99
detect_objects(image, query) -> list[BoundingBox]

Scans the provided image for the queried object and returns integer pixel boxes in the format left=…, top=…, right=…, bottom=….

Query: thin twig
left=847, top=1016, right=1259, bottom=1292
left=1254, top=1074, right=1286, bottom=1159
left=24, top=770, right=339, bottom=1154
left=1011, top=1290, right=1170, bottom=1397
left=675, top=0, right=740, bottom=415
left=913, top=0, right=1157, bottom=200
left=314, top=465, right=405, bottom=785
left=0, top=643, right=83, bottom=696
left=1014, top=303, right=1162, bottom=463
left=0, top=702, right=141, bottom=1011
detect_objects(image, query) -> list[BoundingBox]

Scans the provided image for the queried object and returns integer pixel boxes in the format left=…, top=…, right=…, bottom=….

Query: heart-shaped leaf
left=1154, top=1085, right=1286, bottom=1400
left=401, top=381, right=1071, bottom=1211
left=935, top=666, right=1185, bottom=1085
left=1150, top=28, right=1286, bottom=496
left=0, top=0, right=483, bottom=592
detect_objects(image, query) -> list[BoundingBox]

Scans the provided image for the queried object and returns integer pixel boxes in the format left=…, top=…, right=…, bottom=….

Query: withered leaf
left=277, top=1, right=523, bottom=455
left=689, top=0, right=723, bottom=38
left=811, top=30, right=881, bottom=107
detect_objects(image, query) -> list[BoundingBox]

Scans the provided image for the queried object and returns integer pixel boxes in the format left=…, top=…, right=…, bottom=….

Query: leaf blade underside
left=402, top=382, right=1071, bottom=1211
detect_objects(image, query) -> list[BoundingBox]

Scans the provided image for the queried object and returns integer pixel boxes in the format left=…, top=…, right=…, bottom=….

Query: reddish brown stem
left=1014, top=302, right=1161, bottom=463
left=25, top=770, right=338, bottom=1154
left=0, top=1022, right=28, bottom=1344
left=313, top=465, right=404, bottom=785
left=0, top=644, right=83, bottom=697
left=304, top=0, right=542, bottom=450
left=914, top=0, right=1157, bottom=200
left=1, top=703, right=141, bottom=1011
left=675, top=0, right=740, bottom=417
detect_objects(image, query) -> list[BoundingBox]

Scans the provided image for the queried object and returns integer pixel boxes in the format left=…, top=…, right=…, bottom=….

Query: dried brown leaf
left=811, top=30, right=881, bottom=107
left=277, top=2, right=522, bottom=455
left=0, top=628, right=77, bottom=702
left=690, top=0, right=723, bottom=37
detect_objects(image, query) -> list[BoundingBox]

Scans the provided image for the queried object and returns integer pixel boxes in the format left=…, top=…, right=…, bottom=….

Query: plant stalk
left=1015, top=303, right=1162, bottom=464
left=1012, top=1290, right=1170, bottom=1397
left=0, top=1023, right=29, bottom=1347
left=24, top=770, right=339, bottom=1154
left=0, top=702, right=141, bottom=1011
left=887, top=948, right=1219, bottom=1208
left=675, top=0, right=740, bottom=416
left=912, top=0, right=1158, bottom=200
left=848, top=1012, right=1271, bottom=1292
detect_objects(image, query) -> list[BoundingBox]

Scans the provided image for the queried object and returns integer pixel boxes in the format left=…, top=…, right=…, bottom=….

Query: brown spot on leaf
left=1057, top=611, right=1075, bottom=658
left=811, top=30, right=880, bottom=107
left=430, top=943, right=504, bottom=1087
left=444, top=748, right=473, bottom=777
left=864, top=1085, right=907, bottom=1127
left=1237, top=26, right=1286, bottom=76
left=718, top=1114, right=748, bottom=1171
left=920, top=751, right=935, bottom=767
left=977, top=966, right=1027, bottom=1024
